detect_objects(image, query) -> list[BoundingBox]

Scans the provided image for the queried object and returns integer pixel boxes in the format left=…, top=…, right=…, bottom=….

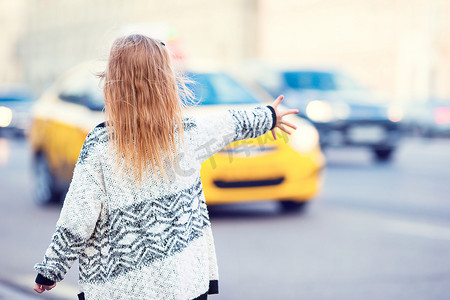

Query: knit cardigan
left=35, top=106, right=276, bottom=300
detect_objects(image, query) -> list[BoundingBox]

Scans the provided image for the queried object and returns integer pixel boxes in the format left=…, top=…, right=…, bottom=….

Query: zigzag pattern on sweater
left=78, top=178, right=209, bottom=283
left=35, top=227, right=85, bottom=281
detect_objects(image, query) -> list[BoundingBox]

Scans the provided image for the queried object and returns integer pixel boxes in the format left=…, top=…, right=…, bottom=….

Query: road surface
left=0, top=136, right=449, bottom=300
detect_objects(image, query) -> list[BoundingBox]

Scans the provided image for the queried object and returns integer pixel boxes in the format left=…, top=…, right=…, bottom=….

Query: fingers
left=278, top=124, right=293, bottom=135
left=281, top=120, right=297, bottom=130
left=271, top=126, right=292, bottom=141
left=269, top=95, right=299, bottom=139
left=34, top=283, right=44, bottom=294
left=271, top=95, right=284, bottom=108
left=271, top=129, right=277, bottom=140
left=44, top=283, right=56, bottom=291
left=280, top=109, right=299, bottom=117
left=34, top=283, right=56, bottom=293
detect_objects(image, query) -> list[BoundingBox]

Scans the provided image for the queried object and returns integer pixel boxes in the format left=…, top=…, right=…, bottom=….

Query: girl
left=33, top=34, right=298, bottom=300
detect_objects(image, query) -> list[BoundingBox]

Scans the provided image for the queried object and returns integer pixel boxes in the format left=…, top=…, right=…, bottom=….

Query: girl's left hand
left=33, top=282, right=56, bottom=294
left=269, top=95, right=299, bottom=140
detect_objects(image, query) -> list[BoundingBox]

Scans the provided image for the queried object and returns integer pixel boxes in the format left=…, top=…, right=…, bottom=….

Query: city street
left=0, top=136, right=449, bottom=300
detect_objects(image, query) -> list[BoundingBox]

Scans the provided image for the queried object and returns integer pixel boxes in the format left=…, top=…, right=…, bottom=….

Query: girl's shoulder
left=95, top=122, right=106, bottom=128
left=77, top=123, right=108, bottom=165
left=182, top=116, right=198, bottom=131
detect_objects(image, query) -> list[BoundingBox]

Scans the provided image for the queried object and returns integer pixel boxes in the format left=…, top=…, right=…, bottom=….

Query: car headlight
left=0, top=106, right=13, bottom=127
left=388, top=106, right=403, bottom=122
left=334, top=102, right=350, bottom=120
left=284, top=115, right=320, bottom=153
left=306, top=100, right=334, bottom=122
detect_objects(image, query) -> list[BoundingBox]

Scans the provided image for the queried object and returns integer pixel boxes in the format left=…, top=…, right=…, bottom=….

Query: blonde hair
left=101, top=34, right=189, bottom=182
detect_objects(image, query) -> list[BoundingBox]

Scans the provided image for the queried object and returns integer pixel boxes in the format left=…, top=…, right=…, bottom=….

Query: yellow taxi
left=30, top=62, right=325, bottom=211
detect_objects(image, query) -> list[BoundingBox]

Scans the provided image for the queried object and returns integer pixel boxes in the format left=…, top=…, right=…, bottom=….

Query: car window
left=0, top=89, right=32, bottom=102
left=58, top=69, right=104, bottom=111
left=84, top=75, right=105, bottom=111
left=0, top=94, right=31, bottom=102
left=256, top=70, right=283, bottom=98
left=283, top=71, right=336, bottom=91
left=283, top=71, right=363, bottom=92
left=186, top=73, right=259, bottom=105
left=58, top=69, right=89, bottom=104
left=334, top=73, right=363, bottom=91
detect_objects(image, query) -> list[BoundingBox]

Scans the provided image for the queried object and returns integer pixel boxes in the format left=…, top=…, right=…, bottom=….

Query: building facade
left=1, top=0, right=449, bottom=102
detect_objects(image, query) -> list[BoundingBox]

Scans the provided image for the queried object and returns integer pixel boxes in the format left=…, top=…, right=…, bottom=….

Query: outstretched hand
left=269, top=95, right=299, bottom=140
left=34, top=282, right=56, bottom=294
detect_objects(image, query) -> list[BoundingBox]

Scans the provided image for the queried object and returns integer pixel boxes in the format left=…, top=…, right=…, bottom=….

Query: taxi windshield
left=0, top=91, right=32, bottom=102
left=86, top=76, right=105, bottom=111
left=185, top=73, right=259, bottom=105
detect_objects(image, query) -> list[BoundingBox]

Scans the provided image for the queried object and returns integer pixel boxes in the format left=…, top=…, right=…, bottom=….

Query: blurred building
left=17, top=0, right=258, bottom=95
left=0, top=0, right=26, bottom=84
left=1, top=0, right=449, bottom=102
left=258, top=0, right=450, bottom=102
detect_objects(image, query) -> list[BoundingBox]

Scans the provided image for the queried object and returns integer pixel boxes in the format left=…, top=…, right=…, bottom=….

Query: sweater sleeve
left=194, top=105, right=275, bottom=163
left=34, top=130, right=105, bottom=283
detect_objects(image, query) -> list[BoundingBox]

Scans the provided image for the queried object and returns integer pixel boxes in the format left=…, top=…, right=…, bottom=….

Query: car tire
left=279, top=200, right=308, bottom=213
left=373, top=148, right=394, bottom=162
left=34, top=154, right=61, bottom=205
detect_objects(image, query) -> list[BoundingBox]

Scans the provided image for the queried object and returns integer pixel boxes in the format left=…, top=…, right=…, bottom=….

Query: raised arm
left=194, top=95, right=298, bottom=163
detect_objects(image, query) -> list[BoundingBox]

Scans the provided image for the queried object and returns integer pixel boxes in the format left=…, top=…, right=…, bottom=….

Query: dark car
left=403, top=100, right=450, bottom=138
left=255, top=69, right=402, bottom=162
left=0, top=85, right=33, bottom=136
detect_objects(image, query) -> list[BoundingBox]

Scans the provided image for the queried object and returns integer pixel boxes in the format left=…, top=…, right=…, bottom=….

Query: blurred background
left=0, top=0, right=449, bottom=299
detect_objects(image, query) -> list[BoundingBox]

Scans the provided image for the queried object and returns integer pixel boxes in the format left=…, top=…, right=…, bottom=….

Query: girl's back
left=33, top=33, right=297, bottom=300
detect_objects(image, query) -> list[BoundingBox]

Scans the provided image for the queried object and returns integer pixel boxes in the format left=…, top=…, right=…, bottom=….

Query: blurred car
left=0, top=85, right=33, bottom=136
left=403, top=100, right=450, bottom=138
left=30, top=62, right=325, bottom=212
left=185, top=71, right=325, bottom=210
left=253, top=68, right=402, bottom=161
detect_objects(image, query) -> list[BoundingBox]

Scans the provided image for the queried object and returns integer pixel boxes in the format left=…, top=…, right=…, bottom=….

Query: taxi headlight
left=0, top=106, right=13, bottom=127
left=284, top=116, right=320, bottom=153
left=306, top=100, right=334, bottom=122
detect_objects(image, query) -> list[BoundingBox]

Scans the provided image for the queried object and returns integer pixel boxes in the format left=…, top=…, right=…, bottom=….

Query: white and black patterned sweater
left=35, top=106, right=276, bottom=300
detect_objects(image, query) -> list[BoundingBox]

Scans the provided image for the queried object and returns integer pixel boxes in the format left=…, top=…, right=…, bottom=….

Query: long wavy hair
left=101, top=34, right=189, bottom=182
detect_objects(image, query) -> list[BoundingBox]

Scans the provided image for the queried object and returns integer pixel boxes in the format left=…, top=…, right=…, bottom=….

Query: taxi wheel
left=279, top=201, right=308, bottom=213
left=34, top=154, right=61, bottom=205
